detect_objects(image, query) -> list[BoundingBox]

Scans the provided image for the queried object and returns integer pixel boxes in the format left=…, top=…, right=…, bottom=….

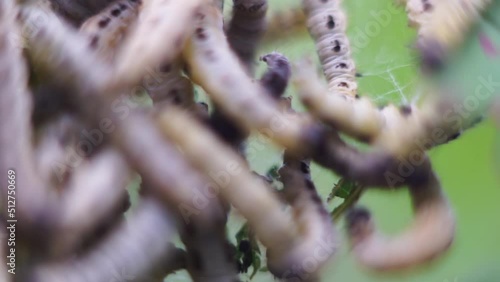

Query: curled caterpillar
left=418, top=0, right=492, bottom=70
left=226, top=0, right=268, bottom=74
left=346, top=169, right=455, bottom=271
left=271, top=155, right=337, bottom=280
left=183, top=4, right=321, bottom=155
left=79, top=0, right=142, bottom=61
left=302, top=0, right=357, bottom=95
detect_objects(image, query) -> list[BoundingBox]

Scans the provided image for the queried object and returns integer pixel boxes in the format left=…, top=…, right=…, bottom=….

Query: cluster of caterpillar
left=2, top=0, right=493, bottom=281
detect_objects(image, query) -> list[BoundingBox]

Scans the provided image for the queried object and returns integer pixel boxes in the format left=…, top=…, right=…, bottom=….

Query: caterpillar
left=302, top=0, right=358, bottom=96
left=225, top=0, right=268, bottom=74
left=183, top=4, right=321, bottom=155
left=294, top=59, right=462, bottom=156
left=346, top=169, right=455, bottom=271
left=19, top=4, right=113, bottom=94
left=114, top=0, right=206, bottom=88
left=32, top=197, right=181, bottom=282
left=79, top=0, right=142, bottom=62
left=273, top=154, right=337, bottom=280
left=418, top=0, right=493, bottom=70
left=0, top=0, right=52, bottom=228
left=51, top=148, right=131, bottom=257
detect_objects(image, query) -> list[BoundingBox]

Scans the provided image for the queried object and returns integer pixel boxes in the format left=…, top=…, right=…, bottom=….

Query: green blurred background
left=168, top=0, right=500, bottom=281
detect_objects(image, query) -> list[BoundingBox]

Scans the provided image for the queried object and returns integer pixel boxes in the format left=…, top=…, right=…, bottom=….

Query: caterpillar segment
left=346, top=170, right=455, bottom=271
left=79, top=0, right=142, bottom=61
left=302, top=0, right=357, bottom=96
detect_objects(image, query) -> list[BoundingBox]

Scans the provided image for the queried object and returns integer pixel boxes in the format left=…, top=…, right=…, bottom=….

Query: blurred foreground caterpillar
left=346, top=170, right=455, bottom=271
left=79, top=0, right=142, bottom=61
left=418, top=0, right=492, bottom=70
left=302, top=0, right=357, bottom=95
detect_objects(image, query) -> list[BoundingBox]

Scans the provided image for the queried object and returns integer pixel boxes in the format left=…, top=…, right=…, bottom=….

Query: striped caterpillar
left=183, top=4, right=321, bottom=155
left=79, top=0, right=142, bottom=62
left=346, top=169, right=455, bottom=271
left=302, top=0, right=357, bottom=96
